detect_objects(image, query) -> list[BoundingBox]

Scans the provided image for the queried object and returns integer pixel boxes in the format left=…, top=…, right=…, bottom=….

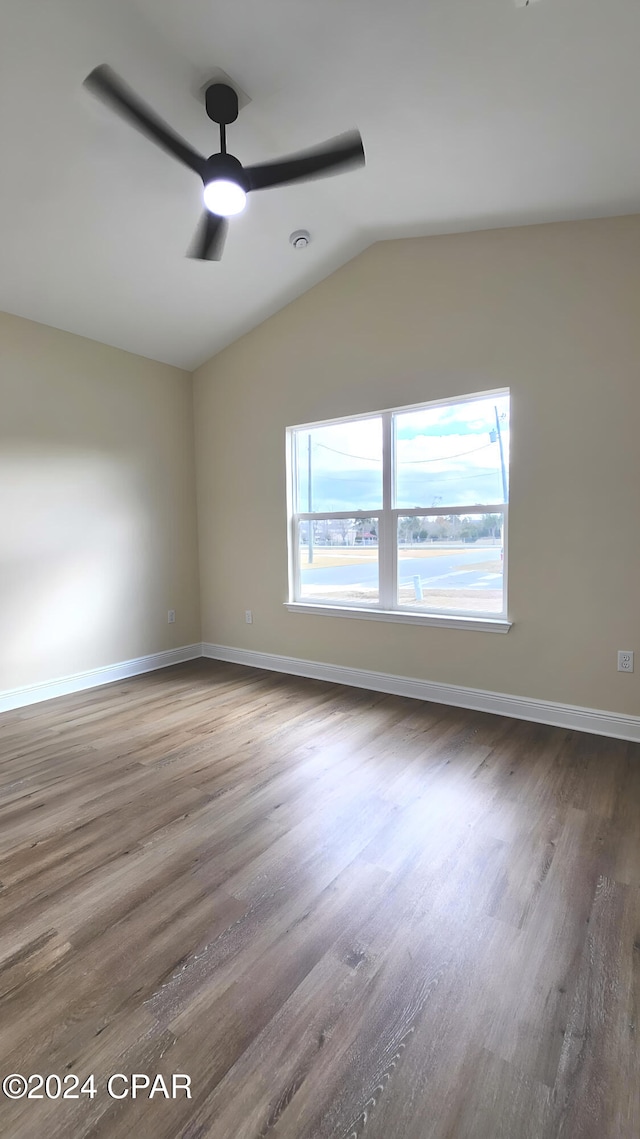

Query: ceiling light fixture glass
left=203, top=179, right=247, bottom=217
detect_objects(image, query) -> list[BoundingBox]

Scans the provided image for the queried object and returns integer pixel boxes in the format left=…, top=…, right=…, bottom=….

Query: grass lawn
left=300, top=546, right=501, bottom=570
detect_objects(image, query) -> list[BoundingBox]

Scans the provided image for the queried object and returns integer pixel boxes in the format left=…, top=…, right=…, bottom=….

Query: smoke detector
left=289, top=229, right=311, bottom=249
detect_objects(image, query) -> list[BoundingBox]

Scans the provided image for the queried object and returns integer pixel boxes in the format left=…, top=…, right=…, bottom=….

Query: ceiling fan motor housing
left=203, top=151, right=247, bottom=189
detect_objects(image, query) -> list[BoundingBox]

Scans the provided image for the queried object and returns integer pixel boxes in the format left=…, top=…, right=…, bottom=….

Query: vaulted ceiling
left=1, top=0, right=639, bottom=369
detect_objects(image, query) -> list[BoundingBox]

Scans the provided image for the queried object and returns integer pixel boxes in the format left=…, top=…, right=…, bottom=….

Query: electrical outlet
left=617, top=650, right=634, bottom=673
left=168, top=609, right=176, bottom=624
left=245, top=610, right=253, bottom=624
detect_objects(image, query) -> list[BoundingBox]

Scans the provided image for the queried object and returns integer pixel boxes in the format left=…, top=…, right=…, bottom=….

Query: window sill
left=284, top=602, right=511, bottom=634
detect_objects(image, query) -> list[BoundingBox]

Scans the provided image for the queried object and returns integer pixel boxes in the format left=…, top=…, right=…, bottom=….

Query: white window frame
left=285, top=390, right=511, bottom=633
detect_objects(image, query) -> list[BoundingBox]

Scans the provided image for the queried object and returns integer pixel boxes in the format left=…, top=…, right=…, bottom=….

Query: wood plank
left=0, top=660, right=639, bottom=1138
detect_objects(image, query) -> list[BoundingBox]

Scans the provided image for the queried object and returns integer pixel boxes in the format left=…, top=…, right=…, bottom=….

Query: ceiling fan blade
left=244, top=130, right=365, bottom=192
left=85, top=65, right=207, bottom=178
left=188, top=212, right=228, bottom=261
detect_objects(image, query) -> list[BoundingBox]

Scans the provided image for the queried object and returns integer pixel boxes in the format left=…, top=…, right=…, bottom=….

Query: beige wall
left=4, top=217, right=639, bottom=715
left=1, top=312, right=200, bottom=692
left=194, top=215, right=640, bottom=716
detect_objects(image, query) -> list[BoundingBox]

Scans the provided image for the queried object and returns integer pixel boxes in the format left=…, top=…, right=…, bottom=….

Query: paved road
left=301, top=548, right=501, bottom=591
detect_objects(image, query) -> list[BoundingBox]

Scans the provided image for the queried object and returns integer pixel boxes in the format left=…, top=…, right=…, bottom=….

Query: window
left=286, top=389, right=510, bottom=629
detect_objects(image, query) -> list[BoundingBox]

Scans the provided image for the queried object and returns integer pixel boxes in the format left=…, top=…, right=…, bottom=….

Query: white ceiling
left=1, top=0, right=640, bottom=370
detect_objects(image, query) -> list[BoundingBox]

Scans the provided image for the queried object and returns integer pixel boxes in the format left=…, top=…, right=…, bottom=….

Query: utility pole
left=307, top=433, right=313, bottom=565
left=494, top=406, right=507, bottom=502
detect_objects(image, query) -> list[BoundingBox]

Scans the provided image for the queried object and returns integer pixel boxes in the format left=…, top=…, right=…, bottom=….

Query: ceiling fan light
left=203, top=178, right=246, bottom=217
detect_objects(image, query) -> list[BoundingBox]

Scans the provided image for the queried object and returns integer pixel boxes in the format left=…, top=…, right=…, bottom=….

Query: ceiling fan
left=84, top=65, right=366, bottom=261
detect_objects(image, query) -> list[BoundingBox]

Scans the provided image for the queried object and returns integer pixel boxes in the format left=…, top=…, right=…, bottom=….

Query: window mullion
left=379, top=412, right=394, bottom=609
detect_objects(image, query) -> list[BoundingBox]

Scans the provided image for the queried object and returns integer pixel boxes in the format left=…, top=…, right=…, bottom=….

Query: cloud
left=296, top=393, right=510, bottom=508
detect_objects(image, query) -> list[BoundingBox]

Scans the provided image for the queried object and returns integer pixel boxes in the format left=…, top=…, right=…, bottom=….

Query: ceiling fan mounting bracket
left=205, top=83, right=239, bottom=126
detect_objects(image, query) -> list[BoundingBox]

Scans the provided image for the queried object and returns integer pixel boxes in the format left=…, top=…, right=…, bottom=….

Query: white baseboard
left=202, top=643, right=640, bottom=743
left=3, top=641, right=638, bottom=743
left=0, top=644, right=202, bottom=715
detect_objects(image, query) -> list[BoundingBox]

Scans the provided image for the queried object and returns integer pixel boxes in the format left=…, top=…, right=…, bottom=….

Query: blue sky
left=296, top=393, right=510, bottom=511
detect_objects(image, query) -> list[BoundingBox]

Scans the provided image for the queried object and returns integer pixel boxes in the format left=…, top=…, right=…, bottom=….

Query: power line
left=314, top=442, right=380, bottom=463
left=312, top=440, right=496, bottom=465
left=400, top=442, right=494, bottom=464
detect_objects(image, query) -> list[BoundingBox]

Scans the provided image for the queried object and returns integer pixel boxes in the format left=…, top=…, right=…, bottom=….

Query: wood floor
left=0, top=661, right=639, bottom=1139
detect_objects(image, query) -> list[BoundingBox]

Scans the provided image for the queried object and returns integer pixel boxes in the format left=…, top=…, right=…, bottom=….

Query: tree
left=354, top=517, right=376, bottom=544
